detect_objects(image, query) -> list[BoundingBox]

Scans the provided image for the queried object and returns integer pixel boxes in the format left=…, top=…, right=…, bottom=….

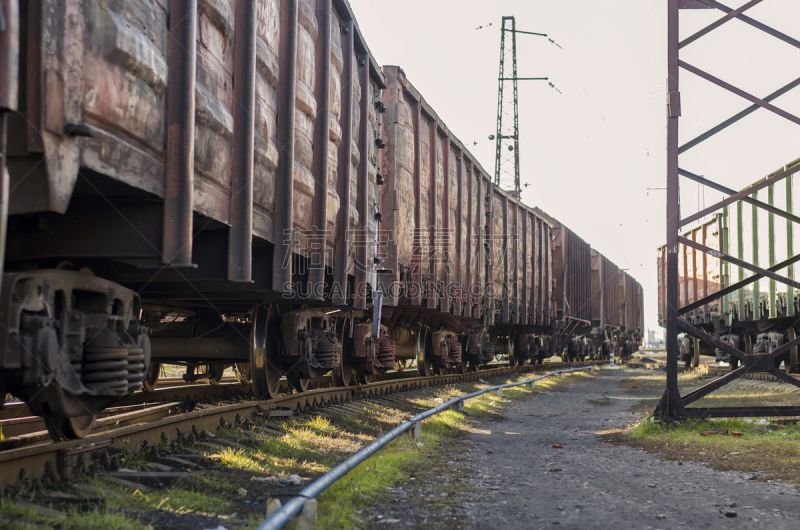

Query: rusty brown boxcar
left=589, top=249, right=620, bottom=359
left=377, top=67, right=555, bottom=373
left=0, top=0, right=393, bottom=439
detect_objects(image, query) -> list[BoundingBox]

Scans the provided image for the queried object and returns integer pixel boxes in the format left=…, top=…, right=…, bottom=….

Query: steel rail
left=0, top=361, right=602, bottom=487
left=257, top=365, right=597, bottom=530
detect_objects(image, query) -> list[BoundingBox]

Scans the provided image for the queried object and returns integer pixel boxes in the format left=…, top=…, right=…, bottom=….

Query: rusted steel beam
left=228, top=0, right=258, bottom=282
left=454, top=149, right=463, bottom=316
left=680, top=161, right=800, bottom=228
left=654, top=0, right=686, bottom=420
left=702, top=0, right=800, bottom=50
left=679, top=168, right=800, bottom=225
left=427, top=119, right=437, bottom=311
left=681, top=367, right=745, bottom=406
left=679, top=0, right=762, bottom=49
left=309, top=0, right=333, bottom=300
left=163, top=0, right=197, bottom=267
left=502, top=195, right=509, bottom=322
left=681, top=61, right=800, bottom=127
left=411, top=98, right=423, bottom=307
left=679, top=76, right=800, bottom=154
left=354, top=51, right=370, bottom=310
left=273, top=0, right=300, bottom=292
left=685, top=406, right=800, bottom=418
left=522, top=209, right=528, bottom=324
left=333, top=19, right=354, bottom=307
left=441, top=134, right=450, bottom=313
left=769, top=369, right=800, bottom=390
left=486, top=181, right=495, bottom=327
left=0, top=0, right=18, bottom=288
left=678, top=236, right=800, bottom=291
left=465, top=160, right=473, bottom=317
left=0, top=0, right=18, bottom=113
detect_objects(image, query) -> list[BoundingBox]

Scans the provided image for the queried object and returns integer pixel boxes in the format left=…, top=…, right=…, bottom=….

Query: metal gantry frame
left=493, top=16, right=548, bottom=197
left=657, top=0, right=800, bottom=420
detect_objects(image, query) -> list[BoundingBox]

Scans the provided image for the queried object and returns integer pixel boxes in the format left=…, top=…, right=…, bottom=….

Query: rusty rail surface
left=0, top=361, right=605, bottom=488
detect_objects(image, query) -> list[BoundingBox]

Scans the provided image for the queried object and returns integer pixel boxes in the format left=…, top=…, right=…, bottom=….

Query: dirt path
left=367, top=369, right=800, bottom=529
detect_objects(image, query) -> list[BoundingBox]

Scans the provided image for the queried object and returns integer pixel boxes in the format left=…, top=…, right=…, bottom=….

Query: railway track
left=626, top=359, right=800, bottom=384
left=0, top=360, right=604, bottom=489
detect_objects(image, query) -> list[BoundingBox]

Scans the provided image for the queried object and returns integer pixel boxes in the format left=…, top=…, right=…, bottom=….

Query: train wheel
left=142, top=362, right=161, bottom=393
left=417, top=327, right=435, bottom=377
left=234, top=363, right=252, bottom=384
left=784, top=328, right=798, bottom=374
left=44, top=413, right=95, bottom=441
left=251, top=305, right=282, bottom=400
left=206, top=364, right=226, bottom=385
left=692, top=338, right=700, bottom=368
left=333, top=317, right=353, bottom=387
left=507, top=335, right=517, bottom=367
left=356, top=372, right=373, bottom=385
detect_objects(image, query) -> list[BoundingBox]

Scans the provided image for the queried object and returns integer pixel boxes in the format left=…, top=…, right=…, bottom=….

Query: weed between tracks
left=0, top=370, right=583, bottom=529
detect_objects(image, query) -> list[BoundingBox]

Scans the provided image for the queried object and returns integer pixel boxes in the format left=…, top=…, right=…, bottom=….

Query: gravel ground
left=364, top=368, right=800, bottom=529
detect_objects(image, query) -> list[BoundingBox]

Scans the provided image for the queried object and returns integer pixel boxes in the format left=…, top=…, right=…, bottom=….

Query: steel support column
left=656, top=0, right=800, bottom=420
left=654, top=0, right=686, bottom=420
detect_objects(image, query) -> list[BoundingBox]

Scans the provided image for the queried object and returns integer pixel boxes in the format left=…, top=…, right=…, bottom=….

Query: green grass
left=0, top=498, right=140, bottom=530
left=619, top=414, right=800, bottom=486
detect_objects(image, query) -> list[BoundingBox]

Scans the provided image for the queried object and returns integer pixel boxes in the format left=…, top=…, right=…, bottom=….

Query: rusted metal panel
left=536, top=208, right=591, bottom=324
left=252, top=0, right=280, bottom=243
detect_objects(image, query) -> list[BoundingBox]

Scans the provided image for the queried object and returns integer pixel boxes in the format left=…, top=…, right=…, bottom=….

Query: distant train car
left=657, top=159, right=800, bottom=372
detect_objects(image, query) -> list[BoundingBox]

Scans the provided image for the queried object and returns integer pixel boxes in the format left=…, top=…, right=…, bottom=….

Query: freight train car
left=377, top=66, right=555, bottom=373
left=0, top=0, right=393, bottom=440
left=590, top=250, right=620, bottom=360
left=0, top=0, right=643, bottom=442
left=658, top=160, right=800, bottom=372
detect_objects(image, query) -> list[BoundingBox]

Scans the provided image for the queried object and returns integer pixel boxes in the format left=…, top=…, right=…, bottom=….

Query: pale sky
left=349, top=0, right=800, bottom=336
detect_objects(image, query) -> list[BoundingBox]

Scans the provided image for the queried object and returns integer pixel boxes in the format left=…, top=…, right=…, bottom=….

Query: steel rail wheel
left=784, top=328, right=798, bottom=374
left=507, top=335, right=518, bottom=367
left=44, top=413, right=95, bottom=441
left=250, top=305, right=282, bottom=399
left=142, top=362, right=161, bottom=393
left=332, top=317, right=353, bottom=387
left=731, top=334, right=751, bottom=371
left=416, top=326, right=435, bottom=376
